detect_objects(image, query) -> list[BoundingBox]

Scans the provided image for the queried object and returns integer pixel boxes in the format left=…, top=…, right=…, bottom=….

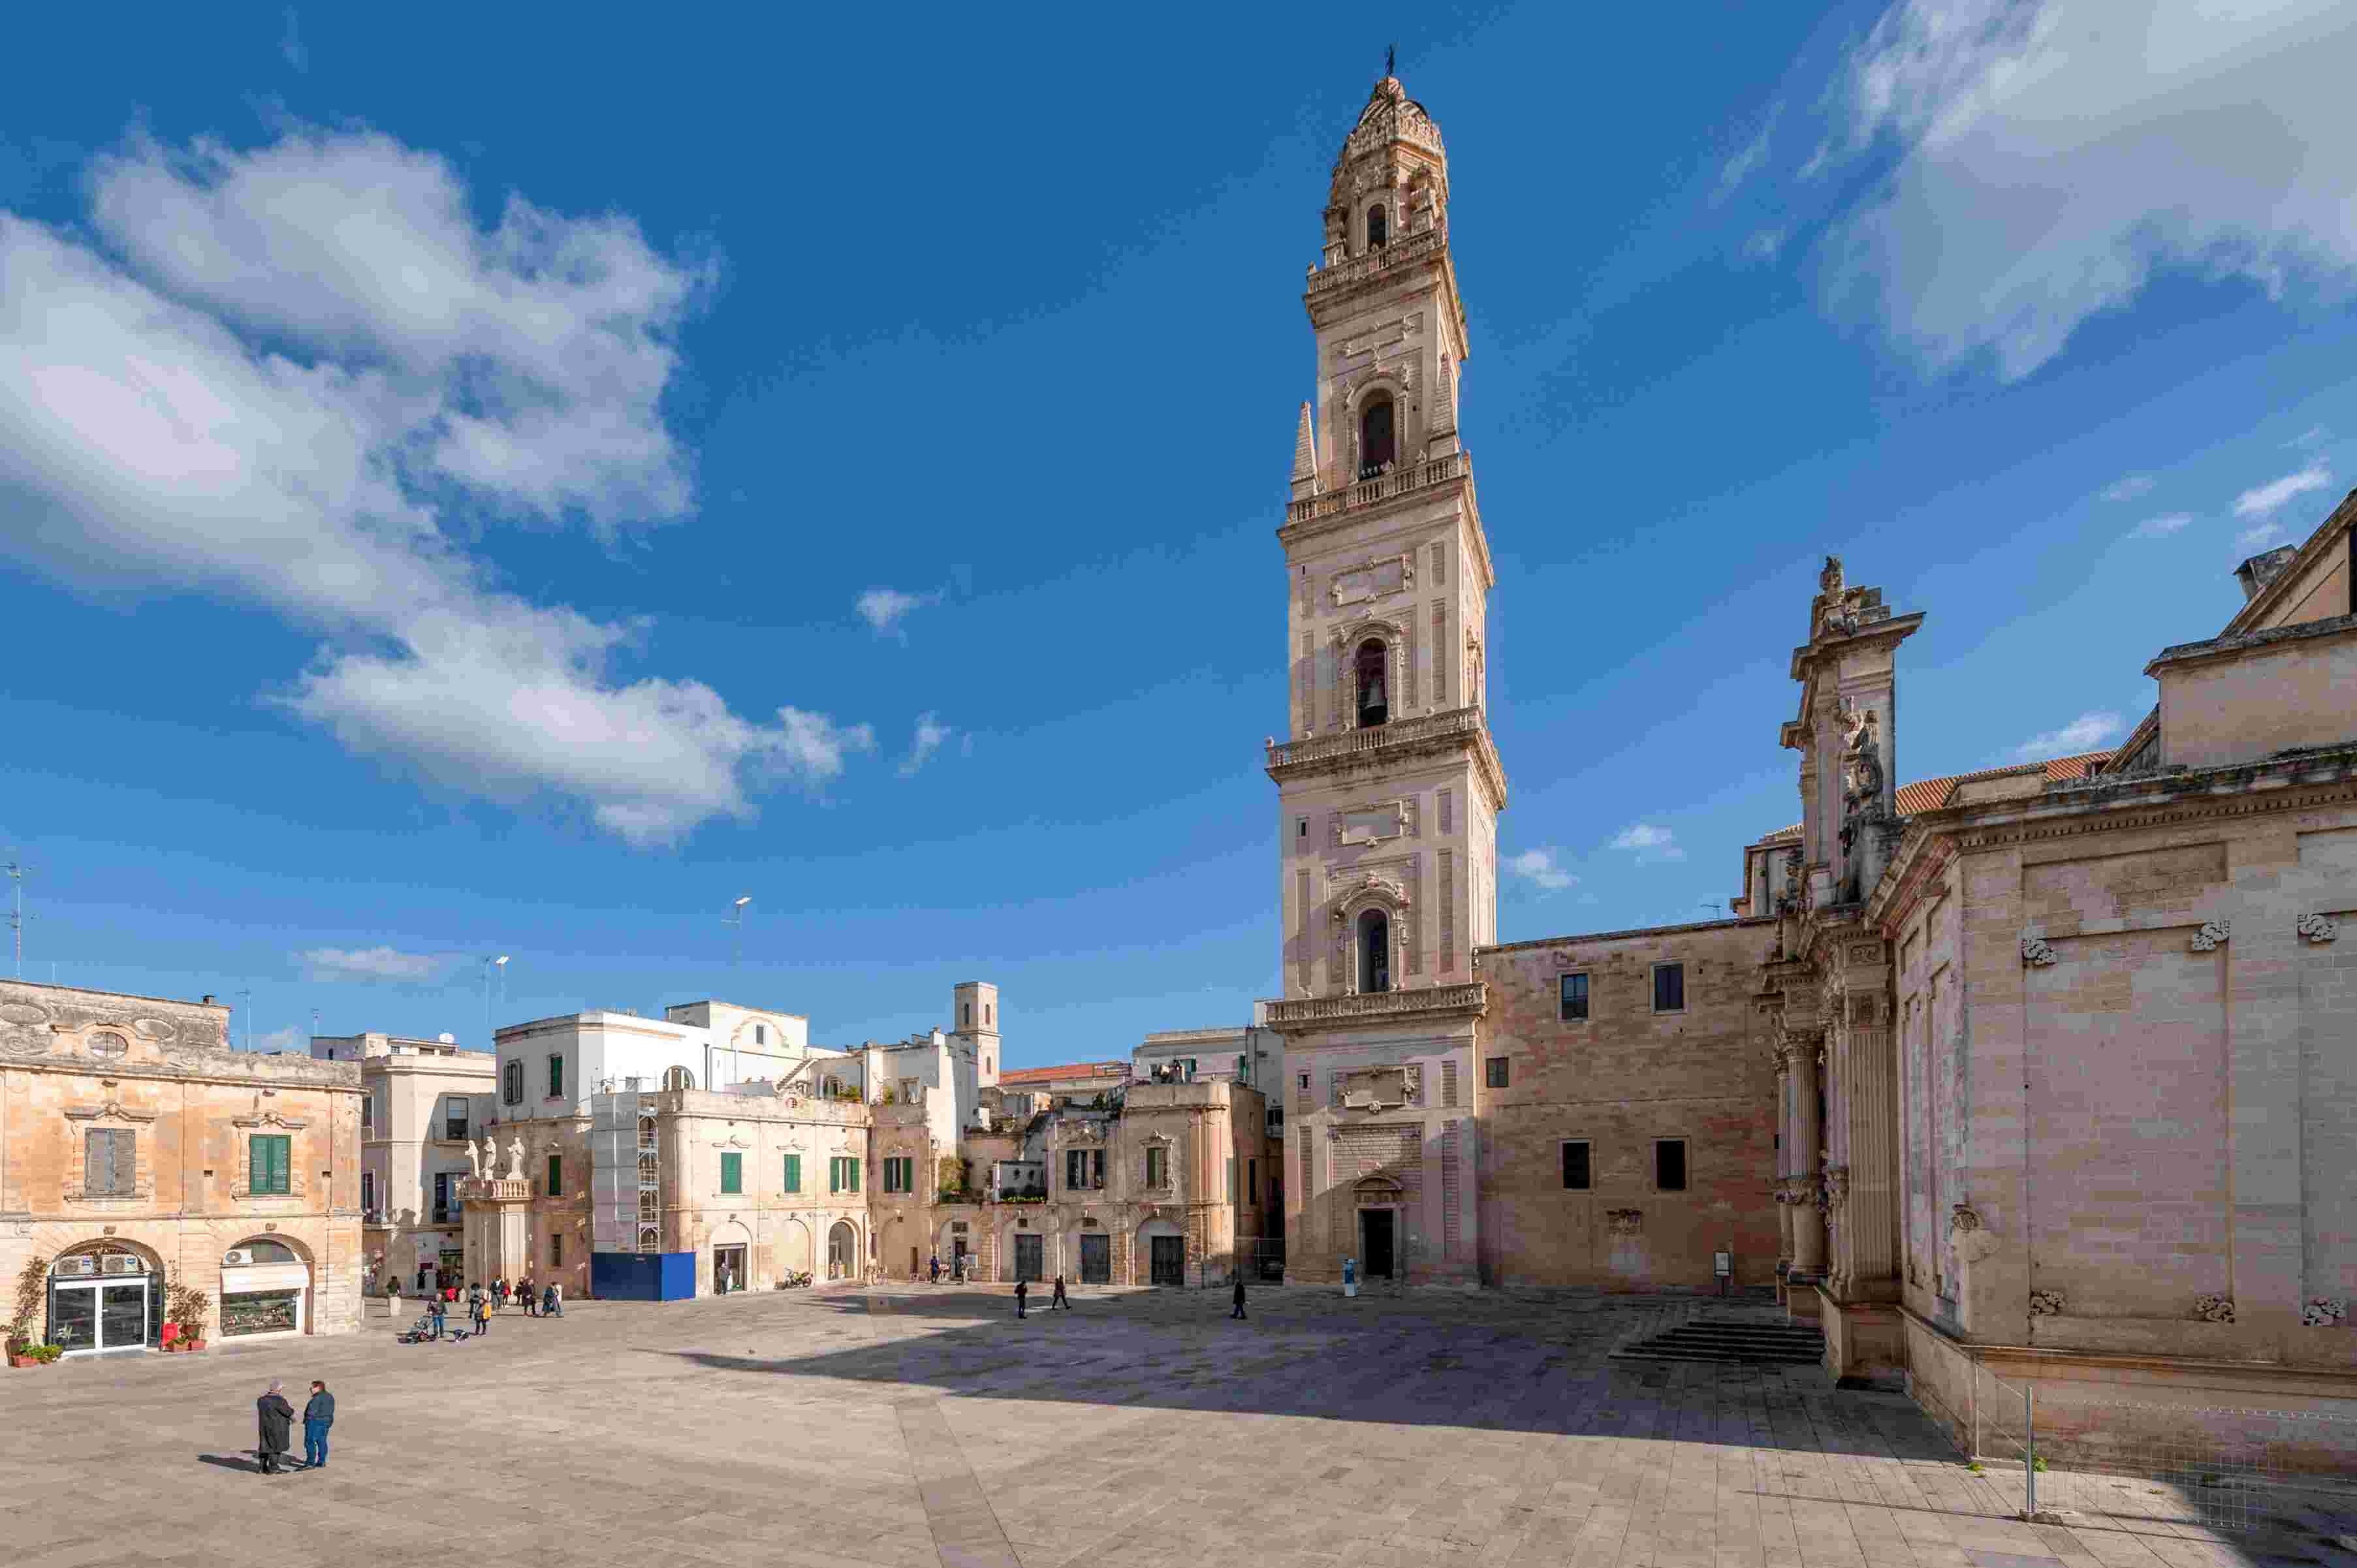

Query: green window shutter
left=784, top=1153, right=800, bottom=1193
left=720, top=1152, right=742, bottom=1195
left=849, top=1158, right=861, bottom=1193
left=546, top=1153, right=563, bottom=1198
left=829, top=1157, right=840, bottom=1194
left=253, top=1135, right=290, bottom=1195
left=548, top=1054, right=564, bottom=1098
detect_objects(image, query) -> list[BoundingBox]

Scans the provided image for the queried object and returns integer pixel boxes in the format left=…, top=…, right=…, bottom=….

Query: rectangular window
left=1298, top=1073, right=1310, bottom=1090
left=443, top=1099, right=468, bottom=1142
left=546, top=1153, right=563, bottom=1199
left=1559, top=972, right=1590, bottom=1022
left=882, top=1157, right=913, bottom=1193
left=362, top=1170, right=376, bottom=1212
left=1091, top=1148, right=1104, bottom=1189
left=1653, top=962, right=1686, bottom=1014
left=754, top=1024, right=766, bottom=1046
left=502, top=1058, right=522, bottom=1105
left=86, top=1127, right=134, bottom=1195
left=546, top=1053, right=564, bottom=1098
left=250, top=1134, right=291, bottom=1196
left=783, top=1153, right=801, bottom=1193
left=1655, top=1138, right=1688, bottom=1192
left=720, top=1152, right=742, bottom=1195
left=549, top=1234, right=563, bottom=1267
left=1227, top=1155, right=1236, bottom=1204
left=360, top=1093, right=374, bottom=1133
left=1145, top=1146, right=1167, bottom=1188
left=1248, top=1157, right=1258, bottom=1203
left=1485, top=1056, right=1510, bottom=1089
left=1561, top=1141, right=1592, bottom=1191
left=830, top=1156, right=861, bottom=1193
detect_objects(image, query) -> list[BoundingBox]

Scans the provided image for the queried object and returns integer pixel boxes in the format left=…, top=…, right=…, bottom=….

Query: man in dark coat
left=1014, top=1278, right=1028, bottom=1319
left=1051, top=1274, right=1069, bottom=1310
left=1230, top=1276, right=1247, bottom=1320
left=255, top=1381, right=295, bottom=1473
left=301, top=1381, right=336, bottom=1469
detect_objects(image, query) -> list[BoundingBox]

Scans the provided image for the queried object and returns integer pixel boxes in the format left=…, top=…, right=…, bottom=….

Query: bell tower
left=1263, top=69, right=1501, bottom=1288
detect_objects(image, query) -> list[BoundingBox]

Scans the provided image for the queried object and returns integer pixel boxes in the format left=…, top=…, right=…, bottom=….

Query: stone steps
left=1610, top=1317, right=1826, bottom=1368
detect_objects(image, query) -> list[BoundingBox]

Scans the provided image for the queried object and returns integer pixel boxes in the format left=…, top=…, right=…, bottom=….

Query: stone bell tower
left=1263, top=69, right=1502, bottom=1288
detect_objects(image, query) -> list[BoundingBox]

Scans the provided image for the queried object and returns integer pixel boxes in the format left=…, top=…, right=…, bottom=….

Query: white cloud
left=2129, top=512, right=2192, bottom=540
left=252, top=1025, right=302, bottom=1053
left=2233, top=461, right=2330, bottom=518
left=1824, top=1, right=2357, bottom=379
left=2010, top=710, right=2124, bottom=762
left=296, top=945, right=454, bottom=982
left=1718, top=105, right=1780, bottom=198
left=0, top=127, right=863, bottom=845
left=2235, top=521, right=2290, bottom=554
left=856, top=586, right=942, bottom=638
left=1506, top=847, right=1576, bottom=892
left=898, top=712, right=955, bottom=777
left=1607, top=823, right=1686, bottom=863
left=1745, top=228, right=1786, bottom=264
left=2100, top=475, right=2155, bottom=503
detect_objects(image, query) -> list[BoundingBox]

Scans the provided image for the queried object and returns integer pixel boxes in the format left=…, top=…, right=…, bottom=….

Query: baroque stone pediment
left=1337, top=1064, right=1419, bottom=1112
left=65, top=1100, right=159, bottom=1125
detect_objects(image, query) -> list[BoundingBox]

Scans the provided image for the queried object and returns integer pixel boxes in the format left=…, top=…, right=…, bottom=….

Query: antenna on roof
left=5, top=850, right=33, bottom=979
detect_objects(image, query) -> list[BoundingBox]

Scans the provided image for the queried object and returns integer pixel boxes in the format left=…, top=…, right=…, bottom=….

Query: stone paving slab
left=0, top=1285, right=2349, bottom=1568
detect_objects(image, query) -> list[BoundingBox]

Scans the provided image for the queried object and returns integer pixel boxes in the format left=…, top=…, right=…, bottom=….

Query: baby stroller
left=394, top=1311, right=440, bottom=1345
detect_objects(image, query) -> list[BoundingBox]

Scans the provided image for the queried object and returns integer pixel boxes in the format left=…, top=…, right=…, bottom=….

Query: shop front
left=218, top=1238, right=311, bottom=1340
left=47, top=1245, right=160, bottom=1356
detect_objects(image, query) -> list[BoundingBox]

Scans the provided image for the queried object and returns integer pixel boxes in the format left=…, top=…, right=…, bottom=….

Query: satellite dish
left=437, top=1032, right=456, bottom=1044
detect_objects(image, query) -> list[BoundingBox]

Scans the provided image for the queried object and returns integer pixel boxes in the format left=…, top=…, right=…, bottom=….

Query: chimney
left=201, top=994, right=215, bottom=1006
left=2233, top=544, right=2300, bottom=601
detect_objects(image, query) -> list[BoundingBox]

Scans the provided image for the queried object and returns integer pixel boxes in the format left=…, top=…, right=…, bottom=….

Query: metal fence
left=1968, top=1362, right=2357, bottom=1540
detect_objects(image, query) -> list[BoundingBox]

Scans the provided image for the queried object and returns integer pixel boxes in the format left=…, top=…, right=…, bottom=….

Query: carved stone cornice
left=1261, top=981, right=1486, bottom=1035
left=63, top=1101, right=159, bottom=1125
left=1266, top=705, right=1508, bottom=812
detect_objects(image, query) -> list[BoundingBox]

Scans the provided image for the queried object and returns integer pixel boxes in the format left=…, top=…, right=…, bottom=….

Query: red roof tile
left=1892, top=751, right=2113, bottom=815
left=998, top=1060, right=1128, bottom=1087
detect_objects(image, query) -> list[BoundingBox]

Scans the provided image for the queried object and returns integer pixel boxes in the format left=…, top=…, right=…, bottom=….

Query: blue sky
left=5, top=3, right=2356, bottom=1064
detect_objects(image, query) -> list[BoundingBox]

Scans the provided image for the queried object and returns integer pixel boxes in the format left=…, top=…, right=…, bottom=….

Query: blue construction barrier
left=590, top=1251, right=696, bottom=1301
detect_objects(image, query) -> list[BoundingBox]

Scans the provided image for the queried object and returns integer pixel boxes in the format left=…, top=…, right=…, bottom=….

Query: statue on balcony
left=466, top=1137, right=487, bottom=1180
left=503, top=1133, right=527, bottom=1182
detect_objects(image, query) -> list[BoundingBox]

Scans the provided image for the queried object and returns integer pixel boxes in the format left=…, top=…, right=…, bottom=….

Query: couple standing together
left=254, top=1379, right=334, bottom=1473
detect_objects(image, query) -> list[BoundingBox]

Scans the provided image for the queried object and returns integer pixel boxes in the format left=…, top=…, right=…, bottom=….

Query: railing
left=1305, top=223, right=1446, bottom=297
left=1266, top=706, right=1485, bottom=772
left=1286, top=450, right=1468, bottom=525
left=1263, top=982, right=1487, bottom=1029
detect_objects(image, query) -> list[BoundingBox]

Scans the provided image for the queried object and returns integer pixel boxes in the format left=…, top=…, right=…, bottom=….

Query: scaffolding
left=589, top=1081, right=661, bottom=1255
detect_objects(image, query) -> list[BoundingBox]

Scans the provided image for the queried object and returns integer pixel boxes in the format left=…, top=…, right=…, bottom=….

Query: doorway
left=1149, top=1234, right=1184, bottom=1287
left=1013, top=1233, right=1043, bottom=1283
left=48, top=1250, right=153, bottom=1355
left=1079, top=1232, right=1111, bottom=1285
left=827, top=1221, right=857, bottom=1281
left=712, top=1243, right=748, bottom=1294
left=1359, top=1209, right=1397, bottom=1279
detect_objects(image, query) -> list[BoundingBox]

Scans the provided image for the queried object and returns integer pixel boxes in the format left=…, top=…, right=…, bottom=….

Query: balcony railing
left=1262, top=981, right=1488, bottom=1031
left=1305, top=223, right=1446, bottom=299
left=1286, top=450, right=1468, bottom=527
left=1266, top=706, right=1486, bottom=774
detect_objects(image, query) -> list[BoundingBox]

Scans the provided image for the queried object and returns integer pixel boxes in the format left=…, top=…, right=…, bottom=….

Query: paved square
left=2, top=1287, right=2348, bottom=1568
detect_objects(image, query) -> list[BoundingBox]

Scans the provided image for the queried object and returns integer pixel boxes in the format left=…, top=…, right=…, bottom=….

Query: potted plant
left=7, top=1253, right=47, bottom=1367
left=166, top=1281, right=212, bottom=1352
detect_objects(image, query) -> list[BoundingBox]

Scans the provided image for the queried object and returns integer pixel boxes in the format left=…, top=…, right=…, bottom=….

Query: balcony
left=1286, top=450, right=1468, bottom=528
left=1261, top=981, right=1488, bottom=1035
left=1305, top=223, right=1446, bottom=302
left=1265, top=706, right=1507, bottom=806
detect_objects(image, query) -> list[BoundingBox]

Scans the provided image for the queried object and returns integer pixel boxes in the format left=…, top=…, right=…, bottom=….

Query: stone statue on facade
left=503, top=1133, right=527, bottom=1182
left=466, top=1137, right=486, bottom=1180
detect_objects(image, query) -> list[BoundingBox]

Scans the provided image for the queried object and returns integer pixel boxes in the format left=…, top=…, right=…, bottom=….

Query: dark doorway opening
left=1013, top=1232, right=1043, bottom=1283
left=1079, top=1232, right=1111, bottom=1283
left=1360, top=1210, right=1396, bottom=1279
left=1148, top=1234, right=1184, bottom=1287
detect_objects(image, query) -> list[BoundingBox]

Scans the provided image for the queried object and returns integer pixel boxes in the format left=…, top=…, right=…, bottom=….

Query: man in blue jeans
left=301, top=1380, right=335, bottom=1469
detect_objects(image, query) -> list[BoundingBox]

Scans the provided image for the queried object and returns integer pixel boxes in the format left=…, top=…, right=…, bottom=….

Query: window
left=546, top=1153, right=563, bottom=1199
left=1485, top=1056, right=1510, bottom=1090
left=360, top=1092, right=373, bottom=1133
left=1298, top=1073, right=1310, bottom=1090
left=1358, top=908, right=1391, bottom=993
left=362, top=1170, right=377, bottom=1212
left=754, top=1024, right=766, bottom=1046
left=783, top=1153, right=801, bottom=1193
left=1367, top=202, right=1387, bottom=248
left=434, top=1171, right=456, bottom=1223
left=984, top=1056, right=992, bottom=1074
left=546, top=1053, right=564, bottom=1099
left=1561, top=1141, right=1592, bottom=1191
left=662, top=1066, right=693, bottom=1092
left=962, top=1003, right=972, bottom=1027
left=1297, top=818, right=1307, bottom=839
left=1655, top=1139, right=1688, bottom=1192
left=1064, top=1148, right=1101, bottom=1191
left=1228, top=1155, right=1237, bottom=1203
left=86, top=1128, right=134, bottom=1195
left=1559, top=973, right=1590, bottom=1022
left=830, top=1156, right=861, bottom=1193
left=720, top=1152, right=742, bottom=1195
left=1354, top=638, right=1389, bottom=727
left=1145, top=1146, right=1168, bottom=1188
left=1248, top=1157, right=1258, bottom=1203
left=984, top=1003, right=992, bottom=1026
left=1359, top=397, right=1395, bottom=477
left=549, top=1234, right=563, bottom=1267
left=1653, top=962, right=1686, bottom=1014
left=502, top=1059, right=523, bottom=1105
left=883, top=1157, right=913, bottom=1193
left=249, top=1134, right=291, bottom=1196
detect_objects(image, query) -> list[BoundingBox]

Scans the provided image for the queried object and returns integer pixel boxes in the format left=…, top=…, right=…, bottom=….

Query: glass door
left=49, top=1287, right=98, bottom=1352
left=100, top=1283, right=148, bottom=1349
left=49, top=1281, right=148, bottom=1353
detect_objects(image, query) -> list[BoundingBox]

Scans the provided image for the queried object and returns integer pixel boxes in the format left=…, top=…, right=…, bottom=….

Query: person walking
left=1015, top=1278, right=1028, bottom=1319
left=301, top=1381, right=336, bottom=1469
left=1229, top=1275, right=1248, bottom=1321
left=1051, top=1274, right=1069, bottom=1310
left=544, top=1281, right=562, bottom=1317
left=928, top=1253, right=940, bottom=1285
left=471, top=1291, right=490, bottom=1336
left=520, top=1275, right=537, bottom=1317
left=429, top=1293, right=447, bottom=1340
left=255, top=1381, right=294, bottom=1474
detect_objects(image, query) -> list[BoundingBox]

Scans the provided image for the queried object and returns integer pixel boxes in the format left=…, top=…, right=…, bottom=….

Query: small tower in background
left=953, top=980, right=1000, bottom=1084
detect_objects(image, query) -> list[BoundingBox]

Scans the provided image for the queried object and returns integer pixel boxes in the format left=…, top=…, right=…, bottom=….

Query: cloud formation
left=2010, top=710, right=2123, bottom=762
left=1607, top=823, right=1685, bottom=863
left=1506, top=847, right=1576, bottom=892
left=899, top=712, right=955, bottom=777
left=0, top=127, right=863, bottom=844
left=857, top=587, right=943, bottom=638
left=2100, top=475, right=2155, bottom=503
left=2233, top=461, right=2330, bottom=519
left=1827, top=1, right=2357, bottom=379
left=2129, top=513, right=2192, bottom=540
left=296, top=945, right=456, bottom=983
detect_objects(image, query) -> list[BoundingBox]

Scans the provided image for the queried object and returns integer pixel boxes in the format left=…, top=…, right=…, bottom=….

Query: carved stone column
left=1833, top=971, right=1899, bottom=1302
left=1773, top=1050, right=1795, bottom=1274
left=1782, top=1034, right=1826, bottom=1279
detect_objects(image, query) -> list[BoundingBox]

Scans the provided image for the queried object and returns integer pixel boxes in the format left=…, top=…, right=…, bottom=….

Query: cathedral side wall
left=1474, top=922, right=1779, bottom=1291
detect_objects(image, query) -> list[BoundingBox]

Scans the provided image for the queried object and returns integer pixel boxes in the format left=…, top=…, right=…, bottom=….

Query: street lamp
left=725, top=895, right=752, bottom=967
left=483, top=954, right=511, bottom=1048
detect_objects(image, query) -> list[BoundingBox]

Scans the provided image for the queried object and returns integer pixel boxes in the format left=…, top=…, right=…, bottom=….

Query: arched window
left=1358, top=910, right=1391, bottom=994
left=661, top=1066, right=693, bottom=1092
left=1355, top=639, right=1389, bottom=729
left=1367, top=203, right=1388, bottom=248
left=1359, top=396, right=1395, bottom=478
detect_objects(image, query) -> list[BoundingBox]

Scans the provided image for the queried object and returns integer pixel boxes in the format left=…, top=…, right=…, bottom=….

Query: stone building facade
left=1, top=980, right=363, bottom=1353
left=311, top=1030, right=493, bottom=1294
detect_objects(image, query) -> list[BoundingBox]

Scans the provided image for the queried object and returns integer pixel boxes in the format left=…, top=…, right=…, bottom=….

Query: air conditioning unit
left=222, top=1248, right=253, bottom=1266
left=56, top=1255, right=97, bottom=1277
left=101, top=1254, right=143, bottom=1276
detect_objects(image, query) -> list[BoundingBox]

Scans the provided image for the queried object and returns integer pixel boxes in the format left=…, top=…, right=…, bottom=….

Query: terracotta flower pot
left=8, top=1353, right=43, bottom=1369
